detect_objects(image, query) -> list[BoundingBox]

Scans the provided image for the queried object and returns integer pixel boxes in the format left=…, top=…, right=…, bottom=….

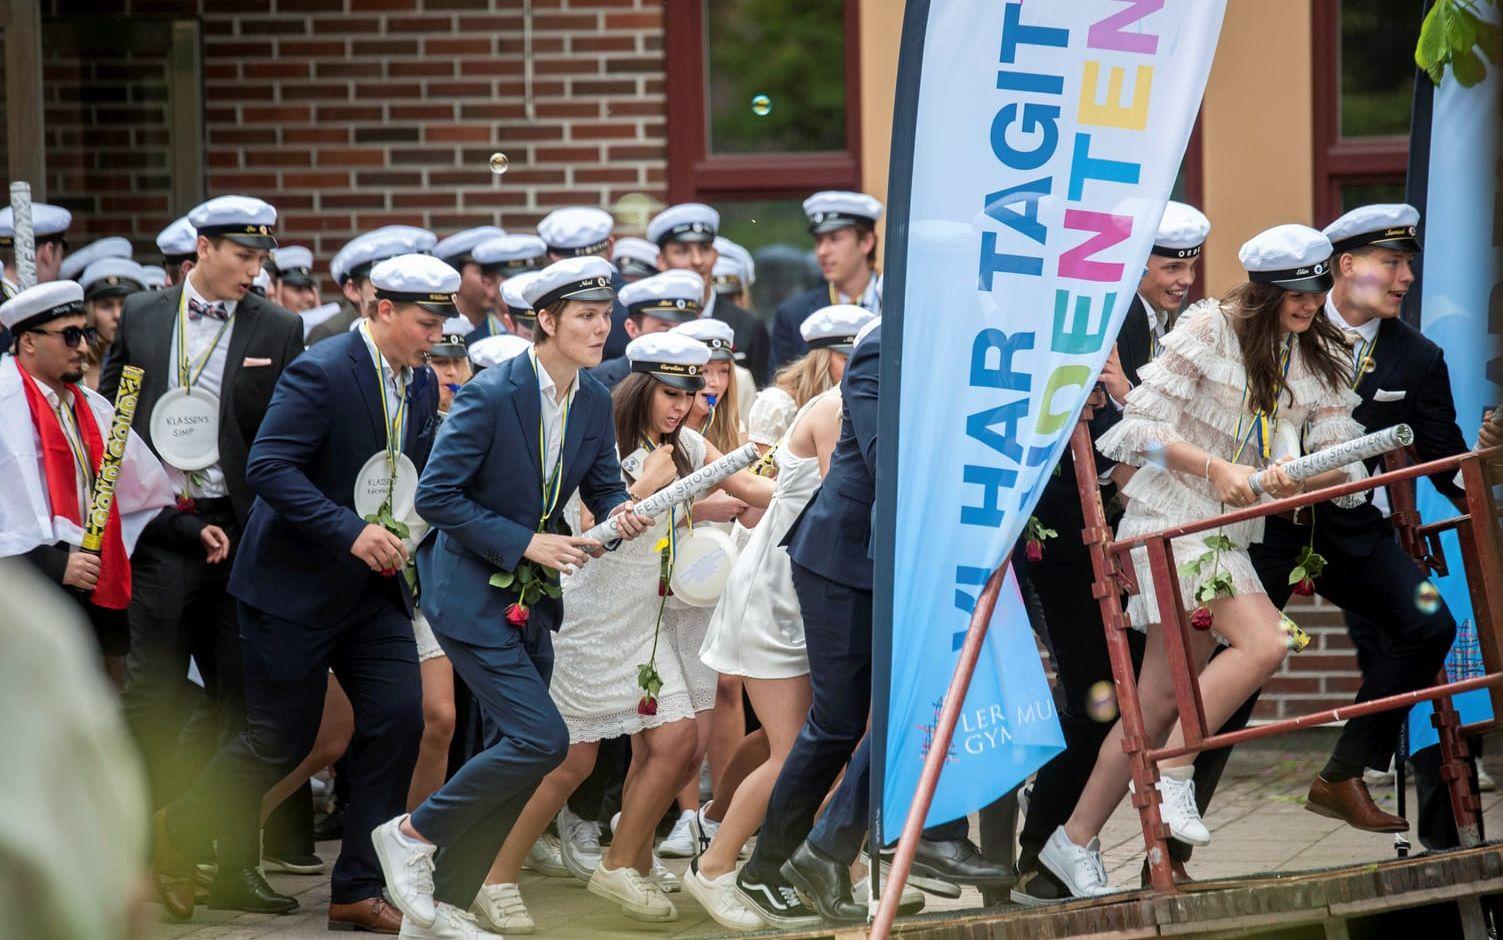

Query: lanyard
left=486, top=313, right=503, bottom=337
left=359, top=322, right=408, bottom=485
left=176, top=288, right=235, bottom=390
left=828, top=271, right=882, bottom=313
left=1350, top=331, right=1378, bottom=389
left=1231, top=335, right=1293, bottom=464
left=641, top=435, right=691, bottom=563
left=530, top=351, right=571, bottom=526
left=55, top=394, right=95, bottom=501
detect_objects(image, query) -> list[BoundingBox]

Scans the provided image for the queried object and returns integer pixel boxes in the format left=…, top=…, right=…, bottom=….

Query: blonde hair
left=699, top=360, right=742, bottom=454
left=774, top=347, right=840, bottom=407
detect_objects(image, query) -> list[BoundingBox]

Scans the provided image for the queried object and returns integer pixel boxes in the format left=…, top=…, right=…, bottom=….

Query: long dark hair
left=612, top=372, right=693, bottom=478
left=1222, top=282, right=1350, bottom=415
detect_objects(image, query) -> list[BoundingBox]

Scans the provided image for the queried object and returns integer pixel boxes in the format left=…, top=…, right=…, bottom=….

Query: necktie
left=188, top=297, right=228, bottom=321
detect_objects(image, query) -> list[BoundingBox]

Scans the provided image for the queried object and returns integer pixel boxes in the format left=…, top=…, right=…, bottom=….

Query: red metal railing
left=873, top=412, right=1502, bottom=933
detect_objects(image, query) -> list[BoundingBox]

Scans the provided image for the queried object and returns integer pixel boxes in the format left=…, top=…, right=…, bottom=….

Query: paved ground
left=146, top=730, right=1503, bottom=939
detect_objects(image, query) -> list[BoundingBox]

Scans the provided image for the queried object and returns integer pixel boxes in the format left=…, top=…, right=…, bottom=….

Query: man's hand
left=1099, top=345, right=1132, bottom=404
left=351, top=523, right=408, bottom=573
left=524, top=532, right=602, bottom=573
left=608, top=501, right=652, bottom=541
left=1480, top=409, right=1502, bottom=451
left=62, top=551, right=101, bottom=591
left=200, top=524, right=231, bottom=564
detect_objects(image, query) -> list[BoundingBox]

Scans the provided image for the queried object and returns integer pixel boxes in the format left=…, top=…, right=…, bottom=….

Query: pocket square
left=242, top=357, right=272, bottom=368
left=1373, top=388, right=1406, bottom=402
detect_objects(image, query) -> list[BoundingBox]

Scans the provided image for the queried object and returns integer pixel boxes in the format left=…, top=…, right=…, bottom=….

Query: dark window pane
left=1340, top=2, right=1419, bottom=138
left=1340, top=180, right=1408, bottom=214
left=715, top=198, right=823, bottom=320
left=705, top=0, right=846, bottom=155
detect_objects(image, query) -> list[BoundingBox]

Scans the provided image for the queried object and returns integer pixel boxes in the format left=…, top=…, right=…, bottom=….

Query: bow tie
left=188, top=297, right=228, bottom=321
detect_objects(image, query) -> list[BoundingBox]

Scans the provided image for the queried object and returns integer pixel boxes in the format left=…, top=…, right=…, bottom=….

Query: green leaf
left=542, top=583, right=562, bottom=599
left=1454, top=46, right=1487, bottom=85
left=1288, top=566, right=1307, bottom=586
left=489, top=570, right=514, bottom=589
left=1178, top=561, right=1202, bottom=578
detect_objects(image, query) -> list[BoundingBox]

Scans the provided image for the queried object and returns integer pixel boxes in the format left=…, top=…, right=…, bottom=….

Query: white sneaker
left=1133, top=775, right=1211, bottom=846
left=1364, top=760, right=1396, bottom=789
left=471, top=882, right=534, bottom=935
left=557, top=806, right=602, bottom=883
left=523, top=832, right=569, bottom=878
left=690, top=803, right=721, bottom=858
left=1038, top=826, right=1112, bottom=899
left=650, top=854, right=680, bottom=893
left=399, top=901, right=501, bottom=939
left=684, top=860, right=765, bottom=930
left=658, top=809, right=697, bottom=858
left=588, top=863, right=678, bottom=922
left=852, top=874, right=926, bottom=914
left=372, top=815, right=438, bottom=929
left=1479, top=766, right=1497, bottom=792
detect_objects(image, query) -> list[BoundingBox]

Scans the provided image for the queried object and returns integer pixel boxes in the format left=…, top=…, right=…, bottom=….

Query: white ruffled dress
left=1096, top=300, right=1367, bottom=642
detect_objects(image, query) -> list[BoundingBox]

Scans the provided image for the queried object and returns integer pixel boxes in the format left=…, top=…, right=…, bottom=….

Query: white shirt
left=836, top=271, right=883, bottom=314
left=357, top=324, right=413, bottom=451
left=167, top=274, right=238, bottom=498
left=1324, top=295, right=1391, bottom=514
left=36, top=382, right=91, bottom=519
left=532, top=352, right=578, bottom=487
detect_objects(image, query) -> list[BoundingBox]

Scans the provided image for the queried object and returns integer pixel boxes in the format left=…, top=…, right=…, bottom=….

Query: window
left=665, top=0, right=860, bottom=316
left=1312, top=2, right=1420, bottom=224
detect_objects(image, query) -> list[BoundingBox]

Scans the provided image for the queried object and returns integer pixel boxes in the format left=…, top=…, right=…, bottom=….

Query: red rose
left=1292, top=578, right=1316, bottom=597
left=505, top=602, right=529, bottom=628
left=380, top=568, right=396, bottom=578
left=175, top=495, right=196, bottom=513
left=637, top=696, right=658, bottom=716
left=1025, top=539, right=1044, bottom=563
left=1190, top=606, right=1214, bottom=631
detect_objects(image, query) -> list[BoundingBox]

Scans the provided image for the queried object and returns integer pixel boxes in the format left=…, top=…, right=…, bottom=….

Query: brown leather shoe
left=1306, top=775, right=1409, bottom=833
left=150, top=808, right=197, bottom=921
left=328, top=897, right=403, bottom=934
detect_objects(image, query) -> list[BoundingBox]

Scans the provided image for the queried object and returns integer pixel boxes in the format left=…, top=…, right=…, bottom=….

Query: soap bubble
left=488, top=152, right=509, bottom=175
left=1087, top=681, right=1118, bottom=723
left=1415, top=581, right=1442, bottom=615
left=751, top=94, right=772, bottom=117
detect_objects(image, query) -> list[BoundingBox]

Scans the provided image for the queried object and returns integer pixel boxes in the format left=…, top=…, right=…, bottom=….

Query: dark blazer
left=414, top=353, right=629, bottom=640
left=712, top=297, right=772, bottom=386
left=603, top=268, right=631, bottom=362
left=1315, top=315, right=1468, bottom=552
left=1037, top=295, right=1154, bottom=563
left=100, top=284, right=306, bottom=524
left=305, top=302, right=360, bottom=346
left=772, top=285, right=827, bottom=372
left=786, top=324, right=880, bottom=591
left=586, top=354, right=631, bottom=390
left=226, top=330, right=439, bottom=624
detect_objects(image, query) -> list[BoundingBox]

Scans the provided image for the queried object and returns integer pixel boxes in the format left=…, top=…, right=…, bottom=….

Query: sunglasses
left=31, top=325, right=98, bottom=348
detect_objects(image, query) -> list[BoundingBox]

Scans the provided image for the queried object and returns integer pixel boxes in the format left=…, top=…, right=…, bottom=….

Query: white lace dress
left=700, top=389, right=837, bottom=679
left=1096, top=301, right=1367, bottom=642
left=550, top=429, right=709, bottom=743
left=661, top=423, right=729, bottom=713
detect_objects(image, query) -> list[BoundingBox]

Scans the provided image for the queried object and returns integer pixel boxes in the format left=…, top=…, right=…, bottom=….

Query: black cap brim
left=652, top=372, right=705, bottom=391
left=87, top=284, right=143, bottom=301
left=223, top=233, right=278, bottom=250
left=1368, top=236, right=1422, bottom=253
left=415, top=300, right=459, bottom=316
left=279, top=274, right=315, bottom=287
left=561, top=286, right=616, bottom=303
left=661, top=232, right=715, bottom=247
left=808, top=219, right=859, bottom=235
left=1272, top=272, right=1335, bottom=293
left=430, top=343, right=467, bottom=359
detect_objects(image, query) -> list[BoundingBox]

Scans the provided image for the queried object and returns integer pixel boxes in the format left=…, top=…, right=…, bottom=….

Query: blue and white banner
left=1407, top=29, right=1500, bottom=753
left=876, top=1, right=1227, bottom=831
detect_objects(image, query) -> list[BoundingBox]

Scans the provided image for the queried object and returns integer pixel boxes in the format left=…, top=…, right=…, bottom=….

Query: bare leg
left=607, top=719, right=698, bottom=874
left=707, top=674, right=746, bottom=798
left=699, top=675, right=811, bottom=879
left=406, top=656, right=456, bottom=811
left=674, top=710, right=713, bottom=813
left=484, top=740, right=600, bottom=885
left=1063, top=593, right=1287, bottom=845
left=705, top=729, right=770, bottom=823
left=260, top=675, right=354, bottom=822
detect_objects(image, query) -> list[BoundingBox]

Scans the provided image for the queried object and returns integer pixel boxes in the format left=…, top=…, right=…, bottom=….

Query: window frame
left=663, top=0, right=863, bottom=203
left=1311, top=1, right=1412, bottom=225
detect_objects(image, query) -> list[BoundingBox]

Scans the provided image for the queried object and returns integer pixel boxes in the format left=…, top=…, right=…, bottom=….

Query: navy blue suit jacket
left=415, top=353, right=629, bottom=641
left=772, top=285, right=826, bottom=373
left=585, top=354, right=631, bottom=390
left=603, top=269, right=631, bottom=361
left=228, top=329, right=440, bottom=624
left=786, top=324, right=879, bottom=591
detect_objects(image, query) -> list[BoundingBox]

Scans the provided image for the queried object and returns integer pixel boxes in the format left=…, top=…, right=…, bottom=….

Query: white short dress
left=1096, top=301, right=1367, bottom=643
left=699, top=389, right=837, bottom=679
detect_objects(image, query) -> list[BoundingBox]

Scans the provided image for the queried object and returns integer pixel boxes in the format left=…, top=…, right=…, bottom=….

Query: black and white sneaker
left=734, top=868, right=822, bottom=928
left=1009, top=867, right=1075, bottom=907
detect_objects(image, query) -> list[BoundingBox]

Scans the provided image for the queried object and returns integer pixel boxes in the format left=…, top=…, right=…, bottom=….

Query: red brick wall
left=40, top=0, right=669, bottom=295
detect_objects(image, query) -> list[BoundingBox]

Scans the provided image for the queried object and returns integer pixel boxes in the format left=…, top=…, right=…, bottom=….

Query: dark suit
left=603, top=268, right=631, bottom=361
left=165, top=330, right=437, bottom=905
left=585, top=353, right=631, bottom=391
left=745, top=325, right=881, bottom=878
left=1196, top=315, right=1464, bottom=814
left=100, top=285, right=305, bottom=817
left=1014, top=296, right=1155, bottom=875
left=410, top=354, right=629, bottom=907
left=772, top=285, right=827, bottom=372
left=711, top=296, right=772, bottom=386
left=304, top=301, right=360, bottom=346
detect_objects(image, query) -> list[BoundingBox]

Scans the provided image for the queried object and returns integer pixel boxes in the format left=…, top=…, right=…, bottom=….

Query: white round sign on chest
left=670, top=527, right=738, bottom=607
left=149, top=387, right=221, bottom=471
left=354, top=451, right=419, bottom=522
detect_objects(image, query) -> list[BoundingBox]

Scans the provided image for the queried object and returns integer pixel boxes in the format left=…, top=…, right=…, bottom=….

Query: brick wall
left=38, top=0, right=669, bottom=295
